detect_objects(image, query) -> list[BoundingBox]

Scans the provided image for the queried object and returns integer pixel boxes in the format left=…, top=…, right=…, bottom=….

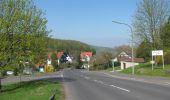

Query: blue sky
left=36, top=0, right=139, bottom=48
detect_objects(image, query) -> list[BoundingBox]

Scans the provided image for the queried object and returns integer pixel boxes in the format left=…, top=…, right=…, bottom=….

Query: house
left=80, top=52, right=93, bottom=69
left=114, top=51, right=144, bottom=70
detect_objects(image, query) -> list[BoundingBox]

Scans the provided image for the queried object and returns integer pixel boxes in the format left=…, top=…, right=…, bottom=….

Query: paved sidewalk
left=103, top=71, right=170, bottom=86
left=1, top=71, right=62, bottom=85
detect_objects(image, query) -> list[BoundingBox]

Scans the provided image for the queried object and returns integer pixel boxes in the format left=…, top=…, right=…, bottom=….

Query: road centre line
left=93, top=79, right=130, bottom=92
left=79, top=72, right=131, bottom=93
left=110, top=85, right=130, bottom=92
left=165, top=82, right=170, bottom=86
left=84, top=76, right=90, bottom=79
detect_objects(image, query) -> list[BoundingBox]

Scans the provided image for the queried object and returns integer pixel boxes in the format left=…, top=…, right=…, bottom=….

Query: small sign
left=152, top=50, right=163, bottom=56
left=47, top=59, right=51, bottom=65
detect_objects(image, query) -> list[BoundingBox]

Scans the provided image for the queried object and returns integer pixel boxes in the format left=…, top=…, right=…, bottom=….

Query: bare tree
left=133, top=0, right=170, bottom=49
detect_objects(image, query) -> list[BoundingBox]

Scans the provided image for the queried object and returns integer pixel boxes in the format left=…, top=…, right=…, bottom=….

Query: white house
left=114, top=51, right=145, bottom=70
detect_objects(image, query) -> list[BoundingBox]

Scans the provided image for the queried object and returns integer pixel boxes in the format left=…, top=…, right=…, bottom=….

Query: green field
left=121, top=63, right=170, bottom=77
left=0, top=80, right=64, bottom=100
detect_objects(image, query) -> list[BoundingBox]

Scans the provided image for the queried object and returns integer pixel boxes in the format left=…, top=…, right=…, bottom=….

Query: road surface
left=63, top=69, right=170, bottom=100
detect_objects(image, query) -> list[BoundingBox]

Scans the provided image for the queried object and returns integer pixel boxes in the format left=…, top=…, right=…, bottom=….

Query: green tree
left=136, top=40, right=152, bottom=61
left=161, top=17, right=170, bottom=49
left=133, top=0, right=170, bottom=49
left=92, top=51, right=113, bottom=70
left=47, top=38, right=96, bottom=65
left=0, top=0, right=49, bottom=91
left=160, top=17, right=170, bottom=64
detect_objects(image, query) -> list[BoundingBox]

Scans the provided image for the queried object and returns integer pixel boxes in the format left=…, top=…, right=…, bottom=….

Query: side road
left=99, top=71, right=170, bottom=86
left=1, top=71, right=62, bottom=85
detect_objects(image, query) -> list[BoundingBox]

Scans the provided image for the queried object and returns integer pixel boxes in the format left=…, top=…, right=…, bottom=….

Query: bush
left=1, top=70, right=7, bottom=76
left=71, top=61, right=79, bottom=69
left=164, top=50, right=170, bottom=64
left=165, top=70, right=170, bottom=75
left=60, top=63, right=69, bottom=69
left=13, top=68, right=19, bottom=76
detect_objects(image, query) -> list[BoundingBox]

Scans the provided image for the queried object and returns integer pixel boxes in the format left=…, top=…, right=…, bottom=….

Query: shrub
left=13, top=68, right=19, bottom=76
left=164, top=50, right=170, bottom=64
left=1, top=70, right=7, bottom=76
left=165, top=70, right=170, bottom=75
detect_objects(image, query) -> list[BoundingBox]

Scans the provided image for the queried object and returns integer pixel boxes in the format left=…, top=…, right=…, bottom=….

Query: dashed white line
left=110, top=85, right=130, bottom=92
left=93, top=80, right=105, bottom=84
left=61, top=74, right=63, bottom=78
left=84, top=76, right=90, bottom=80
left=93, top=79, right=130, bottom=92
left=165, top=82, right=170, bottom=86
left=94, top=79, right=98, bottom=82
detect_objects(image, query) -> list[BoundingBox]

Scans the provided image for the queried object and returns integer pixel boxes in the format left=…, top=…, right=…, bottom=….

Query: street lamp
left=112, top=21, right=134, bottom=75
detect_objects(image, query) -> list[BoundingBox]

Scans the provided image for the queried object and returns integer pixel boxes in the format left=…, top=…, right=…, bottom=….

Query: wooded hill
left=47, top=38, right=96, bottom=60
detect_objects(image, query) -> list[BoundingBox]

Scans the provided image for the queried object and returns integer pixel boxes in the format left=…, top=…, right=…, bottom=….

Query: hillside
left=92, top=46, right=116, bottom=55
left=47, top=38, right=96, bottom=60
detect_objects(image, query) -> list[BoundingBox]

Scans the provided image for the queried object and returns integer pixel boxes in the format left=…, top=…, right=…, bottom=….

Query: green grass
left=106, top=66, right=121, bottom=71
left=121, top=63, right=170, bottom=77
left=0, top=80, right=64, bottom=100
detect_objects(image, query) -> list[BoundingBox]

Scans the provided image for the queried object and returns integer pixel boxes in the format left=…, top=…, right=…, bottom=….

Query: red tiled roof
left=80, top=52, right=92, bottom=59
left=48, top=52, right=52, bottom=59
left=57, top=52, right=64, bottom=58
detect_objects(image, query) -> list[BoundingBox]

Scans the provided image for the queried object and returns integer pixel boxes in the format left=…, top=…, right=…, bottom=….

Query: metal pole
left=152, top=56, right=154, bottom=70
left=112, top=21, right=134, bottom=75
left=162, top=55, right=165, bottom=69
left=113, top=61, right=115, bottom=72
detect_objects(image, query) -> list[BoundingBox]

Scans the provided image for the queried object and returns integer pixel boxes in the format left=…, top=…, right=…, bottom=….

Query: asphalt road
left=63, top=69, right=170, bottom=100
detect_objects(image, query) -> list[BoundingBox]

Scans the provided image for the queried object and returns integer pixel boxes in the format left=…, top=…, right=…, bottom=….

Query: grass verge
left=0, top=80, right=64, bottom=100
left=121, top=63, right=170, bottom=77
left=106, top=66, right=121, bottom=71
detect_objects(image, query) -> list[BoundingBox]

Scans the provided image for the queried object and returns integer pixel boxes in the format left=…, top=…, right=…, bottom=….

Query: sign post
left=111, top=59, right=117, bottom=72
left=151, top=50, right=164, bottom=70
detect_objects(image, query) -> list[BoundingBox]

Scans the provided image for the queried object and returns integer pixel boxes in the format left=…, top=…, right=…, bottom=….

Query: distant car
left=6, top=71, right=14, bottom=75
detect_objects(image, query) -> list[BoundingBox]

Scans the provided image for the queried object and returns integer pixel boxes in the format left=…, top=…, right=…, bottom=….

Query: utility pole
left=112, top=21, right=134, bottom=75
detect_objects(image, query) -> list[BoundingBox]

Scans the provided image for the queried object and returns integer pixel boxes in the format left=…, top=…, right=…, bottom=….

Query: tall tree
left=133, top=0, right=170, bottom=49
left=136, top=40, right=152, bottom=61
left=0, top=0, right=49, bottom=91
left=161, top=17, right=170, bottom=49
left=160, top=17, right=170, bottom=64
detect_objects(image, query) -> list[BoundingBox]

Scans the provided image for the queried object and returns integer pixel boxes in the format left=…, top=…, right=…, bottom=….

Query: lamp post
left=112, top=21, right=134, bottom=75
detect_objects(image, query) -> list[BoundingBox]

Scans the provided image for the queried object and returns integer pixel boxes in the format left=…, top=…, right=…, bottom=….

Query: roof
left=57, top=52, right=64, bottom=58
left=116, top=50, right=136, bottom=58
left=48, top=52, right=52, bottom=59
left=80, top=52, right=93, bottom=59
left=47, top=51, right=64, bottom=59
left=118, top=57, right=145, bottom=63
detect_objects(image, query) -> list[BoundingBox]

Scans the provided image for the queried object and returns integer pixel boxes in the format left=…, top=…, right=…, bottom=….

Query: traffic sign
left=152, top=50, right=163, bottom=56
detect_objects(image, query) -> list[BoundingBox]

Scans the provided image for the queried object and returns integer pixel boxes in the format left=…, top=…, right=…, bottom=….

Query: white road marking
left=61, top=74, right=63, bottom=78
left=93, top=79, right=130, bottom=92
left=110, top=85, right=130, bottom=92
left=165, top=82, right=170, bottom=86
left=84, top=76, right=90, bottom=80
left=93, top=79, right=108, bottom=85
left=94, top=79, right=98, bottom=82
left=97, top=80, right=104, bottom=84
